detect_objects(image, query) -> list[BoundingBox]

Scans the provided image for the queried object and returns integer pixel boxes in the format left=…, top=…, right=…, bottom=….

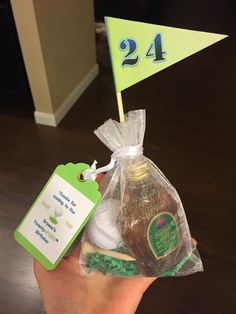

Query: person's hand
left=34, top=173, right=157, bottom=314
left=34, top=249, right=156, bottom=314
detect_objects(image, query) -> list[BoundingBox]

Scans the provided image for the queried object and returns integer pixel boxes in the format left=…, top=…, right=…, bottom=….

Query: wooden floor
left=0, top=31, right=235, bottom=313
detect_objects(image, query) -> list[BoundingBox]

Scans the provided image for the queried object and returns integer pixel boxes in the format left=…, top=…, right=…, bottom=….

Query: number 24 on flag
left=119, top=33, right=166, bottom=67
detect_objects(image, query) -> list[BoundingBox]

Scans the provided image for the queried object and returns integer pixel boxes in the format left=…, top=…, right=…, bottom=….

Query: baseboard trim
left=34, top=64, right=99, bottom=127
left=34, top=111, right=57, bottom=126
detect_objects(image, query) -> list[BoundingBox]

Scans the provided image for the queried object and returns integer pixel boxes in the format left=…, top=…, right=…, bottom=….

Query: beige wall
left=33, top=0, right=96, bottom=112
left=11, top=0, right=97, bottom=122
left=11, top=0, right=54, bottom=113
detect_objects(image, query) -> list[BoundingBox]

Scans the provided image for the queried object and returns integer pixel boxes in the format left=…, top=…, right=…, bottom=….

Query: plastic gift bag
left=80, top=110, right=203, bottom=277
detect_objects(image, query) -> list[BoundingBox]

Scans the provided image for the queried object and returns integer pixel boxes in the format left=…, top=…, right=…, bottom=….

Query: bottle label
left=147, top=212, right=178, bottom=258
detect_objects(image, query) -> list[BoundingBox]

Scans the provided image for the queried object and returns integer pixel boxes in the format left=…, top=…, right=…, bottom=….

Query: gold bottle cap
left=125, top=161, right=149, bottom=182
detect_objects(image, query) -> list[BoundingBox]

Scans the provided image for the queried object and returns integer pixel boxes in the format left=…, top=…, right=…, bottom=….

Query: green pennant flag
left=105, top=17, right=227, bottom=92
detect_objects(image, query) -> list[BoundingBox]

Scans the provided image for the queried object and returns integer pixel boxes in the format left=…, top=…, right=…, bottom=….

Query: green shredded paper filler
left=86, top=250, right=195, bottom=277
left=87, top=253, right=139, bottom=276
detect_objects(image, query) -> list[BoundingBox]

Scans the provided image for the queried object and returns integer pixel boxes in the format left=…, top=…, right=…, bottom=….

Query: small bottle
left=120, top=160, right=191, bottom=276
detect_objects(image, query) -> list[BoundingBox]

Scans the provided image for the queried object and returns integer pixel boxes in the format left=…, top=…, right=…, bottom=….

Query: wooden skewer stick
left=82, top=241, right=136, bottom=261
left=116, top=91, right=125, bottom=123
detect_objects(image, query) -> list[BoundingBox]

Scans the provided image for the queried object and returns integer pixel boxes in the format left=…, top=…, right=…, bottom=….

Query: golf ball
left=86, top=199, right=123, bottom=250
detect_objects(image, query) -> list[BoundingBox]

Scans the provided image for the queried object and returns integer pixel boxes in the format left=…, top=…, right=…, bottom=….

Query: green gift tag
left=14, top=163, right=101, bottom=270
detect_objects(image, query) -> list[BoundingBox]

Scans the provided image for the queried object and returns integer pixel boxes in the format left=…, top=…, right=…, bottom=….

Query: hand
left=34, top=248, right=156, bottom=314
left=34, top=173, right=157, bottom=314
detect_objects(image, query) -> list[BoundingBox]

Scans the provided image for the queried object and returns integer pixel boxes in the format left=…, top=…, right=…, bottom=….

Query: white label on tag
left=18, top=174, right=95, bottom=264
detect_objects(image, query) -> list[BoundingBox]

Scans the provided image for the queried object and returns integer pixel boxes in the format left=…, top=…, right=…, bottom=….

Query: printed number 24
left=120, top=33, right=165, bottom=67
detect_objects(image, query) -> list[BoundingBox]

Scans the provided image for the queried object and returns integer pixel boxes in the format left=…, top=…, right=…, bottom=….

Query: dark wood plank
left=0, top=227, right=42, bottom=313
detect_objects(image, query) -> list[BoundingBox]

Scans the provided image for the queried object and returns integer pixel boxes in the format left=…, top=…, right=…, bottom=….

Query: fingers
left=191, top=237, right=197, bottom=246
left=96, top=173, right=104, bottom=184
